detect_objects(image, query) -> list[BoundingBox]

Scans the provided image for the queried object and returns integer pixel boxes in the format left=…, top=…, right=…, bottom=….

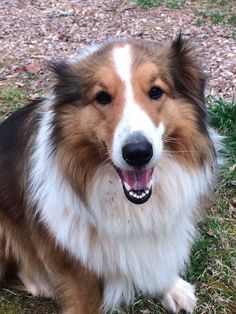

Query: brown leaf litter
left=0, top=0, right=235, bottom=102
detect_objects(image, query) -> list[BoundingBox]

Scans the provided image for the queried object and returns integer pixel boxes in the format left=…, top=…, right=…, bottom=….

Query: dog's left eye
left=95, top=91, right=112, bottom=105
left=149, top=86, right=163, bottom=100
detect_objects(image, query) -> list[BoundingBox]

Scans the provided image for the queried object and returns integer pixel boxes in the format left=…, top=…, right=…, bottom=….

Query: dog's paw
left=162, top=278, right=197, bottom=313
left=18, top=270, right=53, bottom=298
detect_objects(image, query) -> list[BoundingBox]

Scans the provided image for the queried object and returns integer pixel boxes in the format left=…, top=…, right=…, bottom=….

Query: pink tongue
left=120, top=168, right=153, bottom=190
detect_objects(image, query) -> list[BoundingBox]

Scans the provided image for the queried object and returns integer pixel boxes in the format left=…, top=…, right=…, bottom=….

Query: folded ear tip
left=46, top=60, right=80, bottom=105
left=174, top=31, right=183, bottom=42
left=47, top=60, right=70, bottom=77
left=172, top=32, right=183, bottom=46
left=171, top=32, right=193, bottom=57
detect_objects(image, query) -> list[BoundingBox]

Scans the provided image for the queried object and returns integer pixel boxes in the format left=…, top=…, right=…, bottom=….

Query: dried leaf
left=229, top=204, right=236, bottom=219
left=229, top=164, right=236, bottom=172
left=26, top=62, right=41, bottom=74
left=13, top=66, right=27, bottom=73
left=207, top=229, right=214, bottom=236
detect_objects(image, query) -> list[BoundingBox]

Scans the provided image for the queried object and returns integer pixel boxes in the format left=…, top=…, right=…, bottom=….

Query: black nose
left=122, top=140, right=153, bottom=167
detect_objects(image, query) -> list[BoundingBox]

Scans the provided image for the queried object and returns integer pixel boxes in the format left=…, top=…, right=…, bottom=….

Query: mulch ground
left=0, top=0, right=235, bottom=101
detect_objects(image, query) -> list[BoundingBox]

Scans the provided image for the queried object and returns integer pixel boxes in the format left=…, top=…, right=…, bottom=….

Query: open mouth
left=115, top=167, right=154, bottom=205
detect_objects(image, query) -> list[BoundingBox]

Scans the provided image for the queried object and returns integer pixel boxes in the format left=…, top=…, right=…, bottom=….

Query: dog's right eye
left=149, top=86, right=163, bottom=100
left=95, top=91, right=112, bottom=105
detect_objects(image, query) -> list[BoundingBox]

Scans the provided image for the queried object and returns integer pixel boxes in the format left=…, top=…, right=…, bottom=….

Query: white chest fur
left=87, top=162, right=211, bottom=310
left=30, top=134, right=213, bottom=310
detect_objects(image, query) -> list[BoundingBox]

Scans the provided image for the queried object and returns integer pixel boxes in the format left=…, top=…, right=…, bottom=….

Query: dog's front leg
left=54, top=266, right=103, bottom=314
left=50, top=265, right=102, bottom=314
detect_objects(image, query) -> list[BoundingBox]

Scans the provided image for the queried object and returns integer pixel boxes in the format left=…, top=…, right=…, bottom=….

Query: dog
left=0, top=35, right=217, bottom=313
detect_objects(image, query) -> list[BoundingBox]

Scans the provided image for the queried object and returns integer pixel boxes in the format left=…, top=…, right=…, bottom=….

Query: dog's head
left=49, top=35, right=213, bottom=204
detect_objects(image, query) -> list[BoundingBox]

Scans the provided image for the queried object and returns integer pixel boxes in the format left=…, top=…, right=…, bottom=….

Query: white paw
left=162, top=278, right=197, bottom=313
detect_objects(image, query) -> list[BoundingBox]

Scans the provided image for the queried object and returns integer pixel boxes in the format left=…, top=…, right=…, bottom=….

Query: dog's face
left=50, top=36, right=213, bottom=204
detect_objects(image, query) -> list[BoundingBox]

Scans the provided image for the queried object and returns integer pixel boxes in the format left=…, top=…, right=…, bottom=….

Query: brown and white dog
left=0, top=35, right=217, bottom=313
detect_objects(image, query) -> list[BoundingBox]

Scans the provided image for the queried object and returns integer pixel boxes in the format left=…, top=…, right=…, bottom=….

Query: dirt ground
left=0, top=0, right=235, bottom=101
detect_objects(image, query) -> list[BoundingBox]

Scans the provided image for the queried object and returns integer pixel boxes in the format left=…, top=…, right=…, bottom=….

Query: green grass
left=185, top=98, right=236, bottom=313
left=135, top=0, right=185, bottom=7
left=207, top=98, right=236, bottom=166
left=228, top=14, right=236, bottom=25
left=195, top=18, right=206, bottom=25
left=207, top=99, right=236, bottom=134
left=194, top=0, right=236, bottom=26
left=0, top=87, right=29, bottom=122
left=0, top=284, right=57, bottom=314
left=166, top=0, right=185, bottom=9
left=135, top=0, right=164, bottom=6
left=0, top=61, right=44, bottom=123
left=0, top=87, right=28, bottom=111
left=210, top=11, right=225, bottom=24
left=135, top=0, right=236, bottom=27
left=185, top=218, right=236, bottom=313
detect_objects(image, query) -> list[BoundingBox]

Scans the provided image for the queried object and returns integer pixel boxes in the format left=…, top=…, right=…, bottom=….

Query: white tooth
left=124, top=182, right=131, bottom=191
left=129, top=191, right=134, bottom=196
left=145, top=189, right=149, bottom=194
left=147, top=179, right=153, bottom=190
left=141, top=192, right=145, bottom=198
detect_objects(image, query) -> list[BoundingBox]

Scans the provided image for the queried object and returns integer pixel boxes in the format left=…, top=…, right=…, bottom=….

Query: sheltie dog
left=0, top=35, right=217, bottom=313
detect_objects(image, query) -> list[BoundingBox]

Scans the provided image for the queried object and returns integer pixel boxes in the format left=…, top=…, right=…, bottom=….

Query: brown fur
left=0, top=206, right=102, bottom=313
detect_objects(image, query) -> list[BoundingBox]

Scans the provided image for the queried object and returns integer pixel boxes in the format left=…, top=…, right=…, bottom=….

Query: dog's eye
left=149, top=86, right=163, bottom=100
left=95, top=91, right=112, bottom=105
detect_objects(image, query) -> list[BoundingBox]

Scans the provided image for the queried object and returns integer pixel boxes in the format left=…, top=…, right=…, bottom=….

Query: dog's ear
left=48, top=61, right=81, bottom=104
left=170, top=33, right=206, bottom=104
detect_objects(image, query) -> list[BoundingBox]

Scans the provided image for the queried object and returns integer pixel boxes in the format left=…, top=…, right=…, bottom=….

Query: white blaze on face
left=111, top=44, right=164, bottom=170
